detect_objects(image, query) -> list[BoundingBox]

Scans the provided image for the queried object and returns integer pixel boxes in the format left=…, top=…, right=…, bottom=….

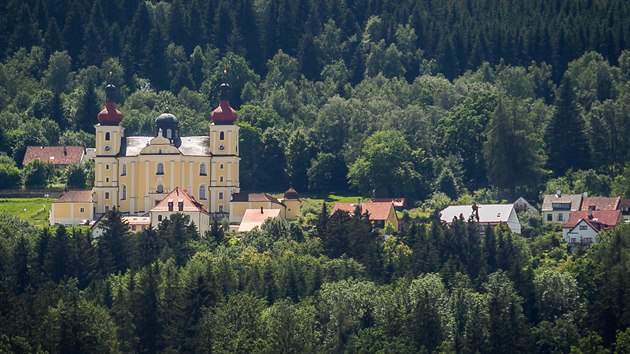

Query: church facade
left=91, top=83, right=240, bottom=218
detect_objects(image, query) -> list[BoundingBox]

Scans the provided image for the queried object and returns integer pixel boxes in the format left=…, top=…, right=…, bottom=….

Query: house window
left=105, top=205, right=110, bottom=212
left=131, top=225, right=136, bottom=231
left=105, top=132, right=110, bottom=141
left=157, top=163, right=164, bottom=175
left=220, top=131, right=225, bottom=140
left=200, top=163, right=207, bottom=176
left=558, top=213, right=564, bottom=221
left=219, top=192, right=224, bottom=200
left=121, top=164, right=126, bottom=176
left=168, top=201, right=173, bottom=211
left=571, top=238, right=576, bottom=243
left=158, top=215, right=163, bottom=221
left=105, top=192, right=110, bottom=199
left=546, top=214, right=552, bottom=221
left=121, top=185, right=127, bottom=200
left=80, top=207, right=85, bottom=213
left=199, top=185, right=207, bottom=200
left=156, top=184, right=164, bottom=193
left=579, top=225, right=587, bottom=230
left=178, top=201, right=184, bottom=211
left=585, top=237, right=593, bottom=243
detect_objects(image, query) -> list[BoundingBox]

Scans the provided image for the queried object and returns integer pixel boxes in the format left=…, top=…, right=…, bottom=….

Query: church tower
left=93, top=84, right=124, bottom=214
left=209, top=83, right=240, bottom=214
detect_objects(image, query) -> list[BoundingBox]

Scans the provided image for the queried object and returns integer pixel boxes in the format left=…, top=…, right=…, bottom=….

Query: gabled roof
left=231, top=192, right=283, bottom=205
left=541, top=193, right=583, bottom=211
left=237, top=208, right=281, bottom=232
left=150, top=187, right=208, bottom=215
left=54, top=190, right=93, bottom=203
left=580, top=197, right=621, bottom=211
left=371, top=198, right=407, bottom=208
left=23, top=146, right=84, bottom=166
left=440, top=204, right=516, bottom=224
left=332, top=202, right=396, bottom=221
left=513, top=197, right=539, bottom=213
left=563, top=210, right=621, bottom=229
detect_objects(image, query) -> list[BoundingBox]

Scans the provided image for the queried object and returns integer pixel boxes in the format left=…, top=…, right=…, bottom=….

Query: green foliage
left=0, top=159, right=22, bottom=189
left=22, top=159, right=54, bottom=188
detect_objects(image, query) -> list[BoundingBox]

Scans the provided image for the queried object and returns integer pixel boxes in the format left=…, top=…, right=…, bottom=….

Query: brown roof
left=54, top=190, right=93, bottom=203
left=23, top=146, right=84, bottom=166
left=541, top=193, right=583, bottom=211
left=238, top=208, right=281, bottom=232
left=371, top=198, right=407, bottom=208
left=231, top=192, right=283, bottom=205
left=564, top=210, right=621, bottom=229
left=580, top=197, right=621, bottom=211
left=151, top=187, right=208, bottom=215
left=332, top=202, right=396, bottom=221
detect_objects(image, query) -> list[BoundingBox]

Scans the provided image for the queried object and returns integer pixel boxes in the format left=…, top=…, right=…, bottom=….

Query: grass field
left=0, top=198, right=54, bottom=227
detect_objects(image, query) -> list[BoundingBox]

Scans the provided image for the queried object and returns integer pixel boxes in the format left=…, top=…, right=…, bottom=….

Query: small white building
left=562, top=210, right=622, bottom=244
left=541, top=191, right=583, bottom=223
left=440, top=204, right=521, bottom=234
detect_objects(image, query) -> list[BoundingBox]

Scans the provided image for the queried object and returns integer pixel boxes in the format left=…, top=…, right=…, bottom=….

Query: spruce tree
left=545, top=76, right=592, bottom=176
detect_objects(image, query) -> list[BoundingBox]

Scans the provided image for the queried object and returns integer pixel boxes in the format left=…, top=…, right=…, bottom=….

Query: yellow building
left=92, top=83, right=240, bottom=219
left=49, top=190, right=94, bottom=225
left=229, top=187, right=302, bottom=223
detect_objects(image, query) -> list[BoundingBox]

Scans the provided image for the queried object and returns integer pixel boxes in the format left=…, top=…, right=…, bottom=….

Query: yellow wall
left=50, top=202, right=93, bottom=225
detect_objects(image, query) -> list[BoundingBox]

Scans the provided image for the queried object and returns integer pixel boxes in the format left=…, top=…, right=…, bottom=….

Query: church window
left=220, top=131, right=225, bottom=140
left=105, top=132, right=110, bottom=141
left=106, top=164, right=109, bottom=170
left=220, top=176, right=224, bottom=182
left=121, top=185, right=127, bottom=200
left=156, top=184, right=164, bottom=193
left=167, top=129, right=172, bottom=139
left=158, top=215, right=163, bottom=221
left=199, top=185, right=207, bottom=200
left=200, top=163, right=207, bottom=176
left=157, top=163, right=164, bottom=175
left=220, top=164, right=224, bottom=169
left=106, top=177, right=109, bottom=183
left=219, top=192, right=224, bottom=200
left=105, top=192, right=110, bottom=199
left=121, top=164, right=126, bottom=176
left=219, top=205, right=224, bottom=212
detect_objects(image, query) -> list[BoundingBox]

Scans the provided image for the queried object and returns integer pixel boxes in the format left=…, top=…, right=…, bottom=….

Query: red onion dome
left=98, top=84, right=123, bottom=125
left=211, top=83, right=237, bottom=125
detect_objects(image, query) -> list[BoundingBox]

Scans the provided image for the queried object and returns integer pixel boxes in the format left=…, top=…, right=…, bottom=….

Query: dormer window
left=157, top=163, right=164, bottom=175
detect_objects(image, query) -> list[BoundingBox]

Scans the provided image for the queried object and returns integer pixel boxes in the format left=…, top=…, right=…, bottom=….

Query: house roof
left=580, top=197, right=621, bottom=211
left=619, top=199, right=630, bottom=209
left=231, top=192, right=283, bottom=205
left=150, top=187, right=208, bottom=215
left=23, top=146, right=84, bottom=166
left=563, top=210, right=621, bottom=229
left=238, top=208, right=281, bottom=232
left=541, top=193, right=583, bottom=211
left=371, top=198, right=407, bottom=208
left=440, top=204, right=515, bottom=224
left=332, top=202, right=396, bottom=221
left=54, top=190, right=93, bottom=203
left=513, top=197, right=539, bottom=213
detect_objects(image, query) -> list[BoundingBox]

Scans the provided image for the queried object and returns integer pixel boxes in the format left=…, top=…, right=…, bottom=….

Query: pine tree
left=97, top=208, right=131, bottom=276
left=76, top=79, right=100, bottom=133
left=545, top=76, right=592, bottom=176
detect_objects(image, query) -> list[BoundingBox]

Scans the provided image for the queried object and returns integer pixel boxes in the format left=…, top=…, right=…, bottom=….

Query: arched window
left=105, top=132, right=110, bottom=141
left=156, top=184, right=164, bottom=193
left=199, top=185, right=207, bottom=200
left=200, top=163, right=207, bottom=176
left=121, top=164, right=127, bottom=176
left=121, top=185, right=127, bottom=200
left=219, top=131, right=225, bottom=140
left=157, top=163, right=164, bottom=175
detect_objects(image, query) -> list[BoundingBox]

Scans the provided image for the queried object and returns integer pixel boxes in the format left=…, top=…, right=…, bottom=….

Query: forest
left=2, top=0, right=630, bottom=352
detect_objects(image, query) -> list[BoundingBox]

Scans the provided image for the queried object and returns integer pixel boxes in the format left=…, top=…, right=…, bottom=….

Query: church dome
left=155, top=112, right=179, bottom=125
left=283, top=186, right=299, bottom=200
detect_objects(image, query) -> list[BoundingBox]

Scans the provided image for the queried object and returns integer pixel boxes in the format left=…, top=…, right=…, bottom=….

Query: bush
left=0, top=163, right=22, bottom=189
left=23, top=159, right=54, bottom=188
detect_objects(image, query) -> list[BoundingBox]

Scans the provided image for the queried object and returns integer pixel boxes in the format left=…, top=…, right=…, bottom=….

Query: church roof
left=119, top=136, right=212, bottom=157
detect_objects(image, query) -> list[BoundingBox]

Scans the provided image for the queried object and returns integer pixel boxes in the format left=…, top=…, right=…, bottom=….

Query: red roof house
left=563, top=210, right=622, bottom=244
left=23, top=146, right=85, bottom=167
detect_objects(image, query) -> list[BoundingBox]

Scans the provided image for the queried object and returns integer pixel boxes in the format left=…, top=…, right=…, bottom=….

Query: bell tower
left=209, top=83, right=240, bottom=214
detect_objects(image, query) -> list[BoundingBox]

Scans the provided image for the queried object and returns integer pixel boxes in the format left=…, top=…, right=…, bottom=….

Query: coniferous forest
left=2, top=0, right=630, bottom=353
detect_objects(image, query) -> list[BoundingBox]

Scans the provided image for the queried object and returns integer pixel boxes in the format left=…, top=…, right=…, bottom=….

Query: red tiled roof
left=238, top=208, right=281, bottom=232
left=151, top=187, right=208, bottom=215
left=371, top=198, right=407, bottom=208
left=23, top=146, right=84, bottom=166
left=332, top=202, right=395, bottom=221
left=564, top=210, right=621, bottom=229
left=580, top=197, right=620, bottom=211
left=54, top=190, right=93, bottom=203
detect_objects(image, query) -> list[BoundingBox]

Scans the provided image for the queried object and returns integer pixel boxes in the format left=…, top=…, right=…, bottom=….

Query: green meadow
left=0, top=198, right=53, bottom=227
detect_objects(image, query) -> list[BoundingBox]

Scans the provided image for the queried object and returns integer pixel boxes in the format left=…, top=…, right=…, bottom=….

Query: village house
left=541, top=191, right=583, bottom=223
left=562, top=209, right=622, bottom=244
left=49, top=190, right=93, bottom=226
left=440, top=204, right=522, bottom=234
left=23, top=146, right=85, bottom=168
left=150, top=187, right=210, bottom=235
left=331, top=201, right=399, bottom=231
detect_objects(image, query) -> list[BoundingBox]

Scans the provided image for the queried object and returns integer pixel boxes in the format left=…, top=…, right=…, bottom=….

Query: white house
left=440, top=204, right=521, bottom=234
left=562, top=210, right=622, bottom=244
left=541, top=191, right=583, bottom=223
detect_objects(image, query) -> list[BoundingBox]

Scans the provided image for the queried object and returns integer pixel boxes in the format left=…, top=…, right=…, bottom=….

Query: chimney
left=556, top=190, right=562, bottom=198
left=260, top=206, right=263, bottom=214
left=63, top=146, right=67, bottom=156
